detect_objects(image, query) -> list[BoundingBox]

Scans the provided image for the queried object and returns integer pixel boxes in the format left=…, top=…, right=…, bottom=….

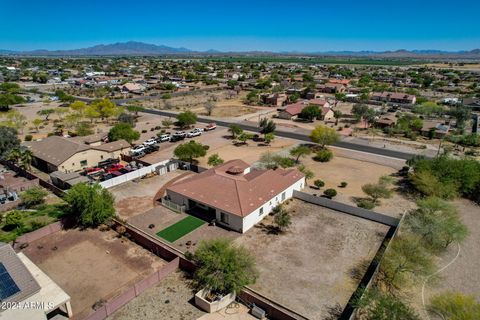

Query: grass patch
left=156, top=215, right=205, bottom=242
left=0, top=204, right=67, bottom=242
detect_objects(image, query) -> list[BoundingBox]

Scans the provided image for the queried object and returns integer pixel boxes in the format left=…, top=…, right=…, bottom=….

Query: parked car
left=131, top=150, right=145, bottom=159
left=84, top=167, right=104, bottom=177
left=187, top=130, right=202, bottom=138
left=144, top=144, right=160, bottom=153
left=98, top=158, right=120, bottom=168
left=192, top=128, right=204, bottom=132
left=156, top=134, right=171, bottom=143
left=143, top=138, right=156, bottom=146
left=131, top=145, right=146, bottom=154
left=170, top=135, right=185, bottom=142
left=174, top=131, right=186, bottom=137
left=105, top=164, right=124, bottom=173
left=204, top=123, right=217, bottom=131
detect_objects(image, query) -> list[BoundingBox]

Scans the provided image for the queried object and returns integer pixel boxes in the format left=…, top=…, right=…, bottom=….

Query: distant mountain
left=1, top=41, right=480, bottom=59
left=1, top=41, right=192, bottom=56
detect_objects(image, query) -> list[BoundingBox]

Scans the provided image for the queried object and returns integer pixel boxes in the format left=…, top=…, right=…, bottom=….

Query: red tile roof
left=167, top=160, right=304, bottom=217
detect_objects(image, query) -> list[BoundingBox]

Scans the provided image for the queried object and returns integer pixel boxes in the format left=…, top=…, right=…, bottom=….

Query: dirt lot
left=109, top=171, right=185, bottom=220
left=196, top=133, right=297, bottom=167
left=412, top=199, right=480, bottom=318
left=299, top=150, right=414, bottom=218
left=21, top=228, right=166, bottom=319
left=235, top=199, right=389, bottom=319
left=107, top=271, right=206, bottom=320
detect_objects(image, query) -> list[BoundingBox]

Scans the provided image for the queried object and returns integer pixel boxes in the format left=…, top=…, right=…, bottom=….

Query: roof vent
left=226, top=166, right=243, bottom=175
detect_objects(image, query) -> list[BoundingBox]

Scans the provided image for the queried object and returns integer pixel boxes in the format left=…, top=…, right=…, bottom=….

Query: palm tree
left=20, top=149, right=33, bottom=171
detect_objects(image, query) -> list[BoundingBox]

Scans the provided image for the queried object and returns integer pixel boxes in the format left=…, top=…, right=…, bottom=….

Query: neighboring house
left=0, top=243, right=72, bottom=319
left=278, top=99, right=331, bottom=120
left=371, top=91, right=416, bottom=105
left=121, top=82, right=146, bottom=94
left=463, top=97, right=480, bottom=111
left=166, top=160, right=305, bottom=233
left=374, top=114, right=397, bottom=128
left=318, top=82, right=346, bottom=94
left=24, top=135, right=131, bottom=173
left=421, top=121, right=451, bottom=138
left=263, top=93, right=287, bottom=107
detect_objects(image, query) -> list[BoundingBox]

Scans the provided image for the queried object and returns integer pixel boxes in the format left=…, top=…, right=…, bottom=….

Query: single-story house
left=263, top=93, right=287, bottom=107
left=24, top=135, right=131, bottom=173
left=166, top=160, right=305, bottom=233
left=374, top=114, right=397, bottom=128
left=121, top=83, right=146, bottom=94
left=278, top=99, right=332, bottom=120
left=0, top=242, right=72, bottom=319
left=421, top=121, right=450, bottom=138
left=371, top=91, right=416, bottom=105
left=463, top=97, right=480, bottom=111
left=318, top=82, right=346, bottom=94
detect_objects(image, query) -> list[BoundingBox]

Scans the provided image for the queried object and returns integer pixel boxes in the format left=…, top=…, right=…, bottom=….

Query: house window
left=220, top=212, right=229, bottom=225
left=259, top=207, right=264, bottom=216
left=80, top=160, right=88, bottom=167
left=281, top=192, right=286, bottom=201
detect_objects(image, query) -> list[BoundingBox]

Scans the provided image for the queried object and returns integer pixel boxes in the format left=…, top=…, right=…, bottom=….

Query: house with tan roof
left=165, top=160, right=305, bottom=233
left=278, top=99, right=332, bottom=121
left=24, top=135, right=131, bottom=173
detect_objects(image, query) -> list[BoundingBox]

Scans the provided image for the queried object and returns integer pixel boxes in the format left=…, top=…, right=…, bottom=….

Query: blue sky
left=1, top=0, right=479, bottom=51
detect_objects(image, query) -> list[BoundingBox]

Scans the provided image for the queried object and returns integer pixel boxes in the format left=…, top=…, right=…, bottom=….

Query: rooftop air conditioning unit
left=251, top=304, right=266, bottom=319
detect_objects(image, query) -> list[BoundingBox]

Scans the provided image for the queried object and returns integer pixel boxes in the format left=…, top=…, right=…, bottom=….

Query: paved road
left=141, top=108, right=421, bottom=161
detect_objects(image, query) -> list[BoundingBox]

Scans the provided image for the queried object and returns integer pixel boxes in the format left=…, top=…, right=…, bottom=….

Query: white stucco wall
left=241, top=177, right=305, bottom=233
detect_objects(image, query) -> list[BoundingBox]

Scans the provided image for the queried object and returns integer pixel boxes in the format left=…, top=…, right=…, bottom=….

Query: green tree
left=405, top=197, right=468, bottom=253
left=108, top=123, right=140, bottom=144
left=354, top=288, right=420, bottom=320
left=207, top=153, right=224, bottom=167
left=161, top=118, right=174, bottom=128
left=309, top=125, right=340, bottom=148
left=361, top=175, right=393, bottom=204
left=32, top=118, right=43, bottom=132
left=75, top=123, right=94, bottom=136
left=333, top=110, right=343, bottom=125
left=0, top=93, right=26, bottom=110
left=429, top=292, right=480, bottom=320
left=298, top=105, right=320, bottom=122
left=228, top=124, right=243, bottom=139
left=37, top=108, right=55, bottom=121
left=176, top=110, right=197, bottom=128
left=20, top=187, right=48, bottom=208
left=274, top=208, right=292, bottom=232
left=19, top=148, right=33, bottom=170
left=69, top=100, right=87, bottom=116
left=126, top=105, right=144, bottom=116
left=297, top=164, right=314, bottom=185
left=192, top=238, right=258, bottom=294
left=259, top=118, right=276, bottom=138
left=290, top=145, right=311, bottom=163
left=351, top=104, right=369, bottom=122
left=378, top=235, right=435, bottom=293
left=449, top=106, right=471, bottom=130
left=410, top=170, right=458, bottom=200
left=313, top=148, right=333, bottom=162
left=91, top=99, right=122, bottom=120
left=5, top=211, right=23, bottom=229
left=174, top=141, right=207, bottom=163
left=64, top=183, right=115, bottom=227
left=264, top=132, right=275, bottom=145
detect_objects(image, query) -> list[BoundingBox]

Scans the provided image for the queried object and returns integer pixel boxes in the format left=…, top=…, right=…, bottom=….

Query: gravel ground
left=108, top=271, right=206, bottom=320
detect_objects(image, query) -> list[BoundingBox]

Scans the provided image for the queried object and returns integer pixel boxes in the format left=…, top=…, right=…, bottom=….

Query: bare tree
left=204, top=100, right=216, bottom=116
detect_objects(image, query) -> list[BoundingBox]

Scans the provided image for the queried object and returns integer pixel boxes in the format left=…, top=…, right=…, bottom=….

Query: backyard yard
left=235, top=199, right=389, bottom=320
left=21, top=228, right=167, bottom=319
left=156, top=215, right=205, bottom=243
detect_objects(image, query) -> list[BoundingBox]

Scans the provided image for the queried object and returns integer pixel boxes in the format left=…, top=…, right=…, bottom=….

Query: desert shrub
left=340, top=181, right=348, bottom=188
left=324, top=188, right=337, bottom=198
left=313, top=149, right=333, bottom=162
left=313, top=179, right=325, bottom=189
left=24, top=135, right=33, bottom=141
left=357, top=198, right=376, bottom=209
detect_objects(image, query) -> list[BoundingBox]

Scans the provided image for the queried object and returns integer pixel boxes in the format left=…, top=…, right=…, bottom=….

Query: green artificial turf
left=156, top=215, right=205, bottom=242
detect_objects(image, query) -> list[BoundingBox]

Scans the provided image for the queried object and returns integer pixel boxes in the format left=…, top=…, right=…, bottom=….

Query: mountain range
left=1, top=41, right=480, bottom=59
